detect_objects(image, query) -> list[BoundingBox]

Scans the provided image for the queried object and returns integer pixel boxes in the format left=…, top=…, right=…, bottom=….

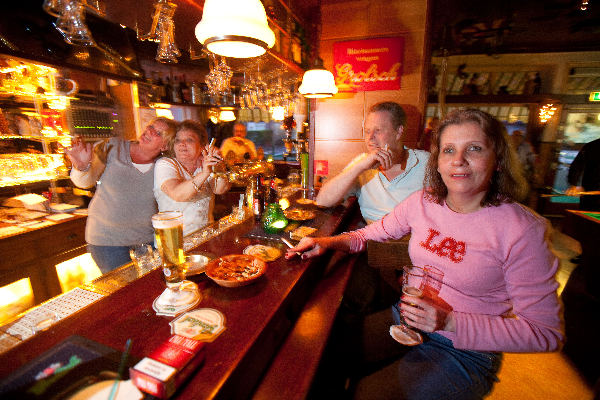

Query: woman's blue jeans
left=87, top=244, right=132, bottom=274
left=352, top=307, right=502, bottom=400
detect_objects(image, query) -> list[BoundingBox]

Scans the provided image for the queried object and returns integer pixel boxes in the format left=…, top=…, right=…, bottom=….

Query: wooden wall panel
left=314, top=93, right=366, bottom=140
left=314, top=0, right=431, bottom=177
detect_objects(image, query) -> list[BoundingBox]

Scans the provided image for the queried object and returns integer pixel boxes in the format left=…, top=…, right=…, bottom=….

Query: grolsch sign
left=333, top=37, right=404, bottom=92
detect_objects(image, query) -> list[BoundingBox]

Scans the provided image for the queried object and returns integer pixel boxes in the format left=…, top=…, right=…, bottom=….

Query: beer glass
left=390, top=265, right=425, bottom=345
left=151, top=211, right=187, bottom=290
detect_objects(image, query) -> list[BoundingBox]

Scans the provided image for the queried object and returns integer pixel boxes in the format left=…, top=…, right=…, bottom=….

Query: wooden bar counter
left=0, top=197, right=361, bottom=399
left=0, top=214, right=87, bottom=304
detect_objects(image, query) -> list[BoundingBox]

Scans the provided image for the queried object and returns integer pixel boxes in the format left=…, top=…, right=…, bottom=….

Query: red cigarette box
left=130, top=335, right=205, bottom=399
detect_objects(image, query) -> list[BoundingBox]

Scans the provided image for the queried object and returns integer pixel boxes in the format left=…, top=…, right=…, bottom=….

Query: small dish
left=295, top=198, right=315, bottom=205
left=283, top=208, right=316, bottom=221
left=205, top=255, right=266, bottom=288
left=184, top=253, right=214, bottom=276
left=243, top=244, right=282, bottom=262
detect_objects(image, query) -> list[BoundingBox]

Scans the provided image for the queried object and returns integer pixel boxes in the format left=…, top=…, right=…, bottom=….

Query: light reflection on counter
left=0, top=278, right=34, bottom=326
left=56, top=253, right=102, bottom=293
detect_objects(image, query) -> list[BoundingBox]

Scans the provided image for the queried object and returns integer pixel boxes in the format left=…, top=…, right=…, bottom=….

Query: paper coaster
left=170, top=308, right=226, bottom=342
left=152, top=282, right=201, bottom=317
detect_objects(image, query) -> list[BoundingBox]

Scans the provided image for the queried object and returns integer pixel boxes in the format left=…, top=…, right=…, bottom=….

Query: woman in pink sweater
left=287, top=109, right=562, bottom=399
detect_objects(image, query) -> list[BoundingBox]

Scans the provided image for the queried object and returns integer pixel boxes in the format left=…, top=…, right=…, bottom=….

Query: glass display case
left=0, top=56, right=73, bottom=192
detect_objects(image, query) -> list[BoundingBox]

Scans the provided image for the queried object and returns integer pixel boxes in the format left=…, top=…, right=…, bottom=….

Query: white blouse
left=153, top=157, right=215, bottom=236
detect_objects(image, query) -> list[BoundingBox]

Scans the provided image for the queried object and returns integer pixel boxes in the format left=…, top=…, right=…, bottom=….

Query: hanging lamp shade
left=195, top=0, right=275, bottom=58
left=298, top=59, right=338, bottom=98
left=219, top=109, right=237, bottom=122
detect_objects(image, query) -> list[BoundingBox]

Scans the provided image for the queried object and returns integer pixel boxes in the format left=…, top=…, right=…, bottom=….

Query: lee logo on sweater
left=420, top=228, right=466, bottom=263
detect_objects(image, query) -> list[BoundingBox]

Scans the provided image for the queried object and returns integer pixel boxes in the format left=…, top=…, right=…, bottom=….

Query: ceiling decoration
left=431, top=0, right=600, bottom=56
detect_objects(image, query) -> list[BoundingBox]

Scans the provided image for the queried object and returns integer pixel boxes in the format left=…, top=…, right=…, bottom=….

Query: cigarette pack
left=130, top=335, right=205, bottom=399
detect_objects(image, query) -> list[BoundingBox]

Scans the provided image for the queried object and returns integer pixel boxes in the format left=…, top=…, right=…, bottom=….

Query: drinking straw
left=107, top=338, right=132, bottom=400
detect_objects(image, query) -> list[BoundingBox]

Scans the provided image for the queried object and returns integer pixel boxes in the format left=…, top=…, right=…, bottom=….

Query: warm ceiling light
left=539, top=103, right=557, bottom=123
left=195, top=0, right=275, bottom=58
left=219, top=109, right=236, bottom=122
left=270, top=106, right=285, bottom=121
left=298, top=59, right=338, bottom=98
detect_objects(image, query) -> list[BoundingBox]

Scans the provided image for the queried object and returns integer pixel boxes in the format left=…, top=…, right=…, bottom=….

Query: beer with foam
left=152, top=211, right=186, bottom=288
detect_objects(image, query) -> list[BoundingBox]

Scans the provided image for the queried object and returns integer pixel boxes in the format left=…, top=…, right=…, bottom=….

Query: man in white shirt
left=317, top=102, right=429, bottom=224
left=220, top=123, right=257, bottom=164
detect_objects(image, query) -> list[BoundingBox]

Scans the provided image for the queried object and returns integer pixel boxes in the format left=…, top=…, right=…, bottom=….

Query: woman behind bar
left=154, top=120, right=230, bottom=236
left=67, top=117, right=177, bottom=274
left=287, top=109, right=563, bottom=399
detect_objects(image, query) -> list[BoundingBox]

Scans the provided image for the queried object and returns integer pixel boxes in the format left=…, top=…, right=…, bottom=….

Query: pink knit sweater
left=348, top=190, right=563, bottom=352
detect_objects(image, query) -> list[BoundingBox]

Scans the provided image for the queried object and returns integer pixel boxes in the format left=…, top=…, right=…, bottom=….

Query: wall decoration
left=333, top=37, right=404, bottom=92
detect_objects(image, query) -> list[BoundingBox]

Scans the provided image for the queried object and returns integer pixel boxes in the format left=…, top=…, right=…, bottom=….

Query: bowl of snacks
left=205, top=254, right=266, bottom=287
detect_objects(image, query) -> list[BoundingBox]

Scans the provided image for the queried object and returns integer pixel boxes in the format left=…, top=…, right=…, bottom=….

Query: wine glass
left=390, top=265, right=425, bottom=346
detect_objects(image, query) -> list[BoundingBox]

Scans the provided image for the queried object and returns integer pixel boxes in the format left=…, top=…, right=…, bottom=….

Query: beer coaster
left=170, top=308, right=226, bottom=342
left=152, top=282, right=201, bottom=317
left=243, top=245, right=282, bottom=262
left=389, top=325, right=422, bottom=346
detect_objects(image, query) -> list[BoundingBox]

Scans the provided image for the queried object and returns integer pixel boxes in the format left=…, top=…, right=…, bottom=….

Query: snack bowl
left=205, top=254, right=266, bottom=288
left=283, top=208, right=316, bottom=221
left=185, top=253, right=214, bottom=276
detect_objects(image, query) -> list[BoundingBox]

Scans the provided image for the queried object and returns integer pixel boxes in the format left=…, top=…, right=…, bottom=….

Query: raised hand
left=372, top=145, right=394, bottom=170
left=284, top=237, right=328, bottom=260
left=356, top=145, right=394, bottom=171
left=65, top=136, right=93, bottom=170
left=200, top=144, right=224, bottom=170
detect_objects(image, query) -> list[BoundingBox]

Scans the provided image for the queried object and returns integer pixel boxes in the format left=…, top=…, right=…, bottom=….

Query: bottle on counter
left=300, top=148, right=309, bottom=189
left=265, top=178, right=278, bottom=205
left=190, top=81, right=201, bottom=104
left=163, top=76, right=173, bottom=103
left=171, top=76, right=182, bottom=103
left=180, top=74, right=190, bottom=103
left=252, top=174, right=264, bottom=221
left=155, top=73, right=166, bottom=103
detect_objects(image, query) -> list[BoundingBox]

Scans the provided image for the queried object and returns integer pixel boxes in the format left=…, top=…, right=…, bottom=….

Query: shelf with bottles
left=263, top=0, right=310, bottom=68
left=138, top=73, right=238, bottom=109
left=0, top=152, right=69, bottom=189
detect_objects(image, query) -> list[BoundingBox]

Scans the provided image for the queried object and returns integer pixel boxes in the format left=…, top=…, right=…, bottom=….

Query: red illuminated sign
left=314, top=160, right=329, bottom=176
left=333, top=37, right=404, bottom=92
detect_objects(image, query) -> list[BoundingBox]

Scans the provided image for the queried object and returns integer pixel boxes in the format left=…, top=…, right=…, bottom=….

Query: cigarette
left=209, top=138, right=215, bottom=147
left=281, top=237, right=302, bottom=257
left=384, top=144, right=389, bottom=151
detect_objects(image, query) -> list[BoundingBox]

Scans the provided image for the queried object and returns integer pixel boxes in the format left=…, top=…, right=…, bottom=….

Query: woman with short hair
left=154, top=120, right=230, bottom=236
left=67, top=117, right=178, bottom=273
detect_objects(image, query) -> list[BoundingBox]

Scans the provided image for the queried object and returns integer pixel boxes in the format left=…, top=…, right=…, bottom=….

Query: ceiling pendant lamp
left=298, top=58, right=338, bottom=98
left=195, top=0, right=275, bottom=58
left=219, top=108, right=237, bottom=122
